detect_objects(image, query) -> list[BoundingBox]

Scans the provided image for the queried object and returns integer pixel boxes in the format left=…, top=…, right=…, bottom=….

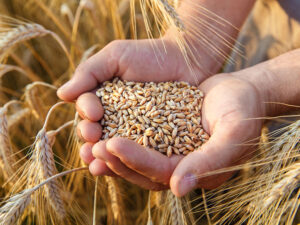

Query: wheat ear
left=0, top=189, right=32, bottom=225
left=0, top=101, right=21, bottom=178
left=147, top=192, right=154, bottom=225
left=152, top=191, right=167, bottom=207
left=0, top=23, right=49, bottom=62
left=0, top=107, right=14, bottom=177
left=0, top=18, right=74, bottom=70
left=34, top=129, right=66, bottom=218
left=157, top=0, right=185, bottom=30
left=105, top=176, right=123, bottom=222
left=264, top=162, right=300, bottom=208
left=29, top=102, right=67, bottom=218
left=0, top=167, right=87, bottom=225
left=168, top=190, right=186, bottom=225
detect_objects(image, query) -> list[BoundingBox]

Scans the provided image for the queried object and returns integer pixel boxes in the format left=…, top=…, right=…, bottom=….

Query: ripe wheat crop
left=0, top=0, right=299, bottom=225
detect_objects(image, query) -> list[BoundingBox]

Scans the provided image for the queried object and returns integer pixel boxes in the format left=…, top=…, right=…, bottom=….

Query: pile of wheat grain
left=97, top=78, right=209, bottom=157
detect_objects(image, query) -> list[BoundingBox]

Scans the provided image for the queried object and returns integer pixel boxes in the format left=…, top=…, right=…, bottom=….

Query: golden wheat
left=0, top=23, right=49, bottom=62
left=0, top=1, right=299, bottom=225
left=34, top=129, right=66, bottom=218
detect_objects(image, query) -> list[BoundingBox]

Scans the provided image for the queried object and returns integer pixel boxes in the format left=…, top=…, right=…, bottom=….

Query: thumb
left=170, top=128, right=247, bottom=197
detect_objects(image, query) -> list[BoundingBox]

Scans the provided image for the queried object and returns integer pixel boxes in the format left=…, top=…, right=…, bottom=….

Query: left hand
left=170, top=73, right=265, bottom=196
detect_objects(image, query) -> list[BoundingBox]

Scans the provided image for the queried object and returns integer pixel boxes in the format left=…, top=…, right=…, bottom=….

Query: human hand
left=169, top=73, right=265, bottom=196
left=74, top=74, right=265, bottom=194
left=57, top=37, right=212, bottom=190
left=86, top=73, right=265, bottom=193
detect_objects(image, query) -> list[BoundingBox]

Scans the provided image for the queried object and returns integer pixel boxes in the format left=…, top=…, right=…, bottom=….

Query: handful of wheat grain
left=96, top=78, right=209, bottom=157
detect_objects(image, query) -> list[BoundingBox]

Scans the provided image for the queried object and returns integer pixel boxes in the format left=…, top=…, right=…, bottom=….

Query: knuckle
left=106, top=40, right=124, bottom=51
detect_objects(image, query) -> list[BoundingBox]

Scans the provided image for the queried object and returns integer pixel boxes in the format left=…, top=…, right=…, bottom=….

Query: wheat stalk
left=24, top=81, right=57, bottom=120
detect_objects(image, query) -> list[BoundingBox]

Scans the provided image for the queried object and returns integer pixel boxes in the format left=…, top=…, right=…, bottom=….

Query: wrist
left=231, top=56, right=297, bottom=117
left=232, top=50, right=300, bottom=117
left=231, top=68, right=272, bottom=118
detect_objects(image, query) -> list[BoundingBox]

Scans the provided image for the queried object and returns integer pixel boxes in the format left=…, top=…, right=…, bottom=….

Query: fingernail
left=179, top=173, right=197, bottom=195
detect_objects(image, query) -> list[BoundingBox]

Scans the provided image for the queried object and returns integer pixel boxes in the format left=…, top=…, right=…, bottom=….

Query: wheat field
left=0, top=0, right=299, bottom=224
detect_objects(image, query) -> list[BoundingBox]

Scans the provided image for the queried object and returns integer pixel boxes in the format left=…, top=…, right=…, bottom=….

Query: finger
left=76, top=93, right=103, bottom=121
left=79, top=142, right=95, bottom=164
left=57, top=41, right=125, bottom=101
left=106, top=137, right=182, bottom=185
left=89, top=159, right=117, bottom=177
left=92, top=141, right=167, bottom=190
left=170, top=123, right=251, bottom=197
left=77, top=120, right=102, bottom=142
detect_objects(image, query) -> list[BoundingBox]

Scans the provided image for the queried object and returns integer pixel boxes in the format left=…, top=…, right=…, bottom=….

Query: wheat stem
left=24, top=82, right=58, bottom=120
left=43, top=101, right=67, bottom=130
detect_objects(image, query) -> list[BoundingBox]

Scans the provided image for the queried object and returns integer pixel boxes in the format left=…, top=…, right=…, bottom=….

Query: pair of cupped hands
left=57, top=38, right=264, bottom=197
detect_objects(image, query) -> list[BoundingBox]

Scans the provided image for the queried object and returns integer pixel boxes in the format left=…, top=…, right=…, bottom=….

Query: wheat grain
left=97, top=78, right=209, bottom=157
